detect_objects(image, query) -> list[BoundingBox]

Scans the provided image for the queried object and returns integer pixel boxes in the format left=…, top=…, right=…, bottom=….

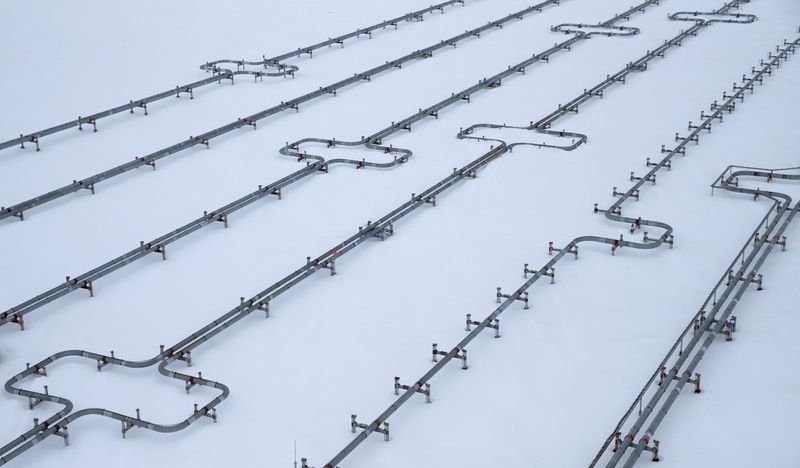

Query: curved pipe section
left=2, top=351, right=230, bottom=465
left=4, top=0, right=680, bottom=332
left=0, top=0, right=469, bottom=153
left=279, top=136, right=412, bottom=170
left=0, top=0, right=564, bottom=223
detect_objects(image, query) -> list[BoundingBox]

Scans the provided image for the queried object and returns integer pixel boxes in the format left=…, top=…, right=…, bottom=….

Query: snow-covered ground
left=0, top=0, right=798, bottom=467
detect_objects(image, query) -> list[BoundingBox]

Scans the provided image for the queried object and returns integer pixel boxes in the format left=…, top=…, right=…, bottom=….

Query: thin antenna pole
left=293, top=440, right=297, bottom=468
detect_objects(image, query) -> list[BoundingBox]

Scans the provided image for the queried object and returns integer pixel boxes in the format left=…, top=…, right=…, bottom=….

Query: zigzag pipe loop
left=1, top=345, right=230, bottom=466
left=278, top=136, right=412, bottom=170
left=608, top=166, right=798, bottom=467
left=199, top=0, right=472, bottom=78
left=458, top=123, right=588, bottom=151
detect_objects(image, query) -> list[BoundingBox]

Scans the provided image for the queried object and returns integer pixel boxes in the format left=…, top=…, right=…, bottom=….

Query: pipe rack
left=0, top=0, right=469, bottom=153
left=590, top=37, right=799, bottom=468
left=0, top=0, right=571, bottom=331
left=0, top=1, right=672, bottom=464
left=0, top=0, right=563, bottom=223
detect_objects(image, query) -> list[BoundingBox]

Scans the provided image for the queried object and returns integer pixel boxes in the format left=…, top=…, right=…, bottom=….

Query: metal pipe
left=0, top=0, right=570, bottom=330
left=0, top=0, right=563, bottom=222
left=618, top=171, right=797, bottom=467
left=0, top=0, right=663, bottom=461
left=594, top=35, right=800, bottom=468
left=459, top=1, right=756, bottom=147
left=3, top=3, right=790, bottom=468
left=0, top=0, right=470, bottom=152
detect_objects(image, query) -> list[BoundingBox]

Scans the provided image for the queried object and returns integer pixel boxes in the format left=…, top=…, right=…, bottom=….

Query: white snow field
left=0, top=0, right=798, bottom=467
